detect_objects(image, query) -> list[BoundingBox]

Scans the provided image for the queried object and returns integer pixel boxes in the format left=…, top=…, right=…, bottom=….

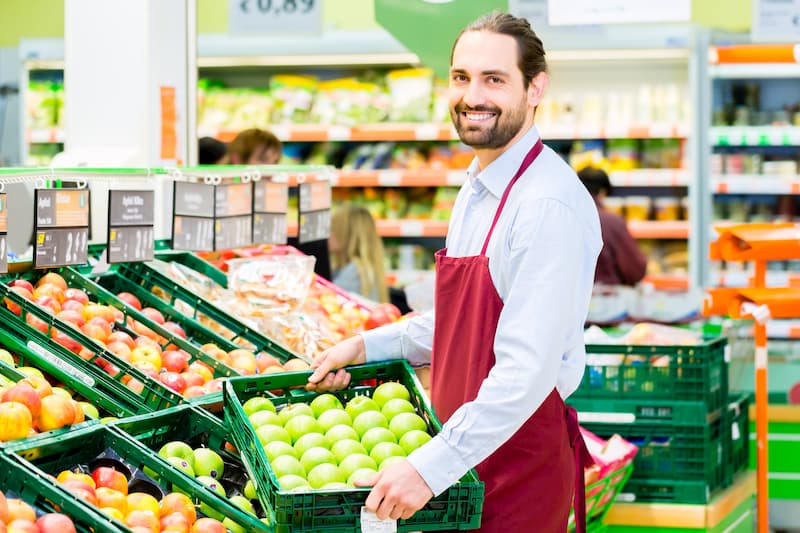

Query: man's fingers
left=354, top=471, right=380, bottom=488
left=400, top=508, right=415, bottom=520
left=307, top=357, right=333, bottom=384
left=363, top=473, right=385, bottom=512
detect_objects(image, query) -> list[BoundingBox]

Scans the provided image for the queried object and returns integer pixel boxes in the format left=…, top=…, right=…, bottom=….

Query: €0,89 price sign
left=230, top=0, right=321, bottom=35
left=34, top=189, right=90, bottom=269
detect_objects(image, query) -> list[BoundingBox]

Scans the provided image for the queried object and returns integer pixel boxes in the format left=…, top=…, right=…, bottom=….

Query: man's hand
left=306, top=335, right=367, bottom=392
left=355, top=459, right=434, bottom=520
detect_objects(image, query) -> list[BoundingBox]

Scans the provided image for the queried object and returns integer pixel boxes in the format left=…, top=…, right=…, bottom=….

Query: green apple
left=345, top=396, right=380, bottom=420
left=299, top=447, right=336, bottom=473
left=256, top=424, right=292, bottom=446
left=193, top=448, right=225, bottom=479
left=352, top=411, right=389, bottom=438
left=306, top=463, right=344, bottom=489
left=223, top=518, right=246, bottom=533
left=284, top=415, right=321, bottom=444
left=243, top=396, right=276, bottom=416
left=17, top=366, right=44, bottom=379
left=278, top=403, right=314, bottom=425
left=337, top=453, right=377, bottom=480
left=378, top=456, right=406, bottom=471
left=399, top=429, right=432, bottom=454
left=78, top=401, right=100, bottom=419
left=372, top=382, right=411, bottom=407
left=370, top=442, right=406, bottom=466
left=330, top=439, right=368, bottom=463
left=310, top=393, right=343, bottom=418
left=381, top=398, right=416, bottom=420
left=167, top=456, right=196, bottom=477
left=0, top=349, right=15, bottom=366
left=347, top=467, right=378, bottom=487
left=325, top=424, right=360, bottom=446
left=244, top=479, right=258, bottom=500
left=389, top=412, right=428, bottom=439
left=100, top=416, right=119, bottom=424
left=360, top=427, right=396, bottom=453
left=271, top=455, right=306, bottom=478
left=159, top=441, right=196, bottom=469
left=197, top=476, right=226, bottom=520
left=264, top=440, right=297, bottom=462
left=293, top=432, right=327, bottom=457
left=320, top=482, right=349, bottom=490
left=249, top=410, right=281, bottom=428
left=278, top=474, right=310, bottom=491
left=230, top=495, right=256, bottom=516
left=316, top=409, right=352, bottom=433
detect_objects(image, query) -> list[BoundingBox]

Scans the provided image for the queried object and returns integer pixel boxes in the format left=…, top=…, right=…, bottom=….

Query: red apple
left=160, top=493, right=196, bottom=522
left=34, top=296, right=61, bottom=315
left=163, top=321, right=186, bottom=339
left=18, top=376, right=52, bottom=399
left=107, top=342, right=132, bottom=360
left=2, top=384, right=41, bottom=418
left=107, top=331, right=136, bottom=349
left=37, top=272, right=67, bottom=291
left=52, top=331, right=82, bottom=354
left=37, top=394, right=76, bottom=431
left=141, top=307, right=165, bottom=325
left=0, top=401, right=33, bottom=441
left=7, top=519, right=38, bottom=533
left=56, top=309, right=85, bottom=328
left=9, top=279, right=34, bottom=294
left=4, top=286, right=32, bottom=316
left=191, top=517, right=227, bottom=533
left=33, top=284, right=65, bottom=304
left=63, top=288, right=89, bottom=305
left=160, top=512, right=191, bottom=533
left=180, top=372, right=204, bottom=388
left=205, top=378, right=225, bottom=393
left=161, top=350, right=191, bottom=373
left=36, top=513, right=77, bottom=533
left=183, top=385, right=208, bottom=398
left=116, top=292, right=142, bottom=310
left=365, top=303, right=402, bottom=330
left=256, top=353, right=282, bottom=373
left=134, top=336, right=161, bottom=351
left=92, top=467, right=129, bottom=494
left=159, top=372, right=187, bottom=393
left=61, top=299, right=85, bottom=313
left=81, top=323, right=109, bottom=344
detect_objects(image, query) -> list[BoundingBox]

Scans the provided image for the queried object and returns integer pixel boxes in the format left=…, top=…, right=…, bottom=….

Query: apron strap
left=480, top=138, right=544, bottom=256
left=567, top=406, right=594, bottom=533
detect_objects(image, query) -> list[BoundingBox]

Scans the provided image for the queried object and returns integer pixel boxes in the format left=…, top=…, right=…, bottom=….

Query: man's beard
left=451, top=99, right=528, bottom=149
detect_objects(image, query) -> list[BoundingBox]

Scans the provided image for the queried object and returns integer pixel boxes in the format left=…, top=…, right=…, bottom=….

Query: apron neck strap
left=480, top=138, right=544, bottom=256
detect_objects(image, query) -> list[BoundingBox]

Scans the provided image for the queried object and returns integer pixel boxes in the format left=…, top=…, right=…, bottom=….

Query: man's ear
left=527, top=71, right=548, bottom=108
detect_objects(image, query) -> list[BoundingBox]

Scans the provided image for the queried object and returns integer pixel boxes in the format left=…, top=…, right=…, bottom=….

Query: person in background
left=225, top=128, right=283, bottom=164
left=329, top=204, right=389, bottom=303
left=578, top=166, right=647, bottom=286
left=308, top=11, right=601, bottom=532
left=198, top=136, right=227, bottom=165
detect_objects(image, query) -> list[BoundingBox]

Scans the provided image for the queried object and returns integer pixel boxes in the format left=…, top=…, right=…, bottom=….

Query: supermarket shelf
left=642, top=273, right=690, bottom=291
left=713, top=270, right=800, bottom=288
left=609, top=169, right=689, bottom=187
left=710, top=63, right=800, bottom=80
left=26, top=128, right=65, bottom=143
left=713, top=174, right=800, bottom=194
left=711, top=44, right=800, bottom=65
left=541, top=123, right=689, bottom=139
left=711, top=126, right=800, bottom=146
left=627, top=220, right=689, bottom=239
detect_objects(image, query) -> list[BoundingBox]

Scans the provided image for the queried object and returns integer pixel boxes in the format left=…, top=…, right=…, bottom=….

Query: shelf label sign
left=0, top=194, right=6, bottom=274
left=230, top=0, right=322, bottom=35
left=173, top=180, right=254, bottom=252
left=107, top=190, right=155, bottom=264
left=34, top=189, right=90, bottom=268
left=298, top=181, right=331, bottom=244
left=753, top=0, right=800, bottom=41
left=547, top=0, right=690, bottom=25
left=215, top=183, right=253, bottom=250
left=253, top=180, right=289, bottom=245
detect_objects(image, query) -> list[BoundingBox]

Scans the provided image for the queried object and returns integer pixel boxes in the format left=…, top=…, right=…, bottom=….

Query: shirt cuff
left=406, top=434, right=471, bottom=497
left=359, top=322, right=406, bottom=363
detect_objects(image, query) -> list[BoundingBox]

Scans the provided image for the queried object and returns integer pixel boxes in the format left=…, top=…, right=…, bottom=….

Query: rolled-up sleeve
left=407, top=198, right=586, bottom=495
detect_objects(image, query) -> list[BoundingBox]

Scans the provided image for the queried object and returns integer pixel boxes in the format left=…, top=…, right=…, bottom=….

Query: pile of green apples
left=243, top=381, right=433, bottom=491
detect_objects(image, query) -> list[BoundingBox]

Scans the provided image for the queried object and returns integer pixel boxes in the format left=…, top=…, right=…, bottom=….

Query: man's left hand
left=355, top=459, right=434, bottom=520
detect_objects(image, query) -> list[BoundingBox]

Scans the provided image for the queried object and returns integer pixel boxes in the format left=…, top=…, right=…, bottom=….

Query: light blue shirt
left=333, top=262, right=380, bottom=303
left=361, top=125, right=602, bottom=496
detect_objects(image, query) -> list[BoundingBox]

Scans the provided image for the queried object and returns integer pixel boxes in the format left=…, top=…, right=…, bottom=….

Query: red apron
left=430, top=138, right=593, bottom=533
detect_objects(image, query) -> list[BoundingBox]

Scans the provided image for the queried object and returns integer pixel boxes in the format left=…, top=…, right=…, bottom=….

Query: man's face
left=449, top=31, right=536, bottom=150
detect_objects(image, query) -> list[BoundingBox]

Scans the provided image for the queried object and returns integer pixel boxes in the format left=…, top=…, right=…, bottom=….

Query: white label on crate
left=360, top=508, right=397, bottom=532
left=755, top=346, right=768, bottom=369
left=732, top=421, right=741, bottom=441
left=577, top=412, right=636, bottom=424
left=27, top=340, right=95, bottom=387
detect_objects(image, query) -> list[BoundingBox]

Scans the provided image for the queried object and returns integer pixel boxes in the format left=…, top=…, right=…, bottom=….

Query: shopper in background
left=329, top=204, right=389, bottom=303
left=578, top=166, right=647, bottom=286
left=308, top=11, right=601, bottom=532
left=225, top=127, right=283, bottom=164
left=198, top=136, right=227, bottom=165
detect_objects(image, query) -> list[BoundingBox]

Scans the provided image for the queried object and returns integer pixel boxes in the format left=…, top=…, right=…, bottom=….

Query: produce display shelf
left=713, top=175, right=800, bottom=195
left=710, top=126, right=800, bottom=147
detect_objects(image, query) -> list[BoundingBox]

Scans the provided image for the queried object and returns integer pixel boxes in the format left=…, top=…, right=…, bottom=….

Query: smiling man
left=308, top=11, right=602, bottom=532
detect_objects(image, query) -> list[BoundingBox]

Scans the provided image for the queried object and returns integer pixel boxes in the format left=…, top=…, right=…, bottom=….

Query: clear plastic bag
left=227, top=255, right=315, bottom=312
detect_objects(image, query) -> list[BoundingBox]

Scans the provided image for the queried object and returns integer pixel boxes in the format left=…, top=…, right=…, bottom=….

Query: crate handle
left=577, top=412, right=636, bottom=424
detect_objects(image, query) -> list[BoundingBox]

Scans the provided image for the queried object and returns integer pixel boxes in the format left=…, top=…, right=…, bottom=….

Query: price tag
left=174, top=182, right=215, bottom=217
left=253, top=180, right=289, bottom=245
left=298, top=181, right=331, bottom=244
left=360, top=507, right=397, bottom=533
left=215, top=215, right=253, bottom=250
left=216, top=182, right=253, bottom=217
left=34, top=189, right=91, bottom=268
left=230, top=0, right=322, bottom=35
left=173, top=182, right=215, bottom=252
left=107, top=190, right=155, bottom=264
left=753, top=0, right=800, bottom=41
left=0, top=193, right=7, bottom=274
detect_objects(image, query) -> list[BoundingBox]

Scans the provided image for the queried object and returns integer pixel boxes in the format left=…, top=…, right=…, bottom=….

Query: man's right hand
left=306, top=334, right=367, bottom=392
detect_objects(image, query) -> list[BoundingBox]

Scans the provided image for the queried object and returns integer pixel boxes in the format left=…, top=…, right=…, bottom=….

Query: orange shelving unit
left=703, top=223, right=800, bottom=533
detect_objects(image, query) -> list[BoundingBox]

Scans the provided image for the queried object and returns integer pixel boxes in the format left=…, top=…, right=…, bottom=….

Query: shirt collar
left=465, top=125, right=542, bottom=199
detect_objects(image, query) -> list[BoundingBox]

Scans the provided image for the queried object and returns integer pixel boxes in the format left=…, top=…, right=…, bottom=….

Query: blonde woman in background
left=329, top=205, right=389, bottom=303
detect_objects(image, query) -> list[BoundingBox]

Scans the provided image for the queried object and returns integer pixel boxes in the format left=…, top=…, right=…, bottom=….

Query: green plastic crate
left=0, top=453, right=128, bottom=533
left=110, top=404, right=276, bottom=527
left=155, top=250, right=229, bottom=287
left=578, top=337, right=728, bottom=415
left=0, top=278, right=183, bottom=412
left=223, top=360, right=484, bottom=532
left=726, top=394, right=750, bottom=485
left=569, top=462, right=634, bottom=532
left=568, top=398, right=722, bottom=427
left=582, top=414, right=728, bottom=504
left=4, top=423, right=270, bottom=533
left=616, top=477, right=719, bottom=504
left=111, top=260, right=298, bottom=362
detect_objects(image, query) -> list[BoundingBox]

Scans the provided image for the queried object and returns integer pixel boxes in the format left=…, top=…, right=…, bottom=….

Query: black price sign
left=253, top=180, right=288, bottom=245
left=0, top=194, right=7, bottom=274
left=34, top=189, right=91, bottom=268
left=172, top=182, right=215, bottom=251
left=215, top=215, right=253, bottom=250
left=107, top=190, right=155, bottom=264
left=298, top=181, right=331, bottom=244
left=215, top=182, right=253, bottom=249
